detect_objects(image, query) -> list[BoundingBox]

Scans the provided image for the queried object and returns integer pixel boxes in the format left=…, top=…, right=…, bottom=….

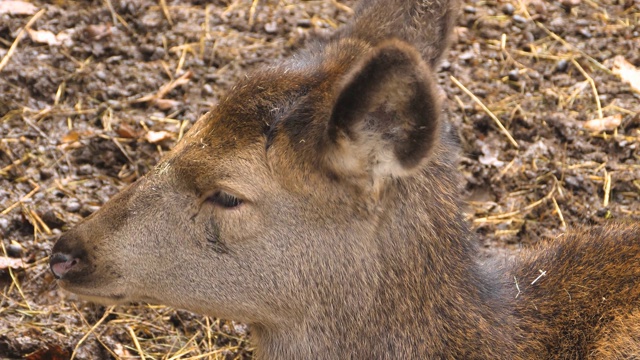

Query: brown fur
left=51, top=0, right=640, bottom=358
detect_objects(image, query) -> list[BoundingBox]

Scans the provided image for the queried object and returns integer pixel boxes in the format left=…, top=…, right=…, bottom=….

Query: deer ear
left=325, top=40, right=441, bottom=181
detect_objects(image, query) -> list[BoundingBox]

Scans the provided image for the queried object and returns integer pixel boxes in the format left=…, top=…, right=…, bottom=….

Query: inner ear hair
left=325, top=39, right=441, bottom=181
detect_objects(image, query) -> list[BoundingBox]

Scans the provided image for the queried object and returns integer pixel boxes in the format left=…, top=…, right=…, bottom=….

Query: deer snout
left=50, top=232, right=91, bottom=281
left=50, top=253, right=79, bottom=279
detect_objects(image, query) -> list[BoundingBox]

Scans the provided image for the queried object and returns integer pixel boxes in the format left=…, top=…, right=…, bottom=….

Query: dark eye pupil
left=208, top=191, right=242, bottom=208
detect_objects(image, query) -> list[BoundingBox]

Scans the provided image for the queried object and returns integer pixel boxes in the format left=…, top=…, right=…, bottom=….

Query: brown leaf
left=0, top=256, right=23, bottom=270
left=133, top=71, right=192, bottom=104
left=611, top=56, right=640, bottom=94
left=85, top=24, right=112, bottom=40
left=116, top=123, right=139, bottom=138
left=0, top=1, right=37, bottom=15
left=561, top=0, right=580, bottom=8
left=25, top=345, right=70, bottom=360
left=154, top=98, right=181, bottom=110
left=27, top=29, right=60, bottom=46
left=584, top=114, right=622, bottom=132
left=145, top=130, right=174, bottom=144
left=61, top=131, right=80, bottom=143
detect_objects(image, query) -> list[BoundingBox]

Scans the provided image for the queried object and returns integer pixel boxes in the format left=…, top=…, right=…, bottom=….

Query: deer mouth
left=56, top=281, right=128, bottom=304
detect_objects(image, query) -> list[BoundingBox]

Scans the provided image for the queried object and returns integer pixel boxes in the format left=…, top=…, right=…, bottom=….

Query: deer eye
left=206, top=191, right=243, bottom=208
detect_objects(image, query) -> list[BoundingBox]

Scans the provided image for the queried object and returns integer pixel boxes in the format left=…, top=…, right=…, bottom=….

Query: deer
left=50, top=0, right=640, bottom=358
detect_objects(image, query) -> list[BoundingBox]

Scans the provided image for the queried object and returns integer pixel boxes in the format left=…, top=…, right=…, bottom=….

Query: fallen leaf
left=85, top=24, right=112, bottom=40
left=584, top=114, right=622, bottom=132
left=116, top=123, right=139, bottom=138
left=113, top=342, right=133, bottom=357
left=561, top=0, right=580, bottom=8
left=611, top=56, right=640, bottom=94
left=134, top=71, right=192, bottom=104
left=61, top=131, right=80, bottom=143
left=0, top=257, right=23, bottom=270
left=25, top=345, right=70, bottom=360
left=478, top=141, right=504, bottom=167
left=27, top=29, right=60, bottom=46
left=0, top=1, right=37, bottom=15
left=145, top=130, right=173, bottom=144
left=154, top=98, right=181, bottom=110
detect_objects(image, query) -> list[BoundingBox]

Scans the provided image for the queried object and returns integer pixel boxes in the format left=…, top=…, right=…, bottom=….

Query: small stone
left=0, top=218, right=9, bottom=233
left=524, top=31, right=535, bottom=43
left=513, top=15, right=527, bottom=24
left=77, top=164, right=93, bottom=176
left=41, top=210, right=66, bottom=229
left=139, top=43, right=155, bottom=56
left=508, top=70, right=519, bottom=81
left=549, top=17, right=565, bottom=28
left=203, top=84, right=214, bottom=96
left=561, top=0, right=581, bottom=8
left=151, top=47, right=166, bottom=60
left=95, top=70, right=107, bottom=81
left=80, top=205, right=101, bottom=217
left=265, top=21, right=278, bottom=34
left=578, top=28, right=592, bottom=38
left=40, top=168, right=55, bottom=180
left=459, top=51, right=474, bottom=61
left=83, top=180, right=98, bottom=189
left=65, top=200, right=81, bottom=213
left=107, top=100, right=122, bottom=110
left=564, top=175, right=581, bottom=189
left=296, top=19, right=311, bottom=28
left=502, top=3, right=514, bottom=15
left=463, top=6, right=476, bottom=14
left=6, top=243, right=23, bottom=258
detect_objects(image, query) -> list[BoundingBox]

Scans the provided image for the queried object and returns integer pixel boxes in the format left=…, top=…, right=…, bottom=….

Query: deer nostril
left=50, top=253, right=80, bottom=279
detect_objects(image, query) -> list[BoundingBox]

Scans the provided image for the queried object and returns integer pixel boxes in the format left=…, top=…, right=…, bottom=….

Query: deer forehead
left=153, top=106, right=317, bottom=197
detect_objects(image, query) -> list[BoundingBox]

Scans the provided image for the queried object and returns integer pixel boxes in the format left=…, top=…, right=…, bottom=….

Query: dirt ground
left=0, top=0, right=638, bottom=358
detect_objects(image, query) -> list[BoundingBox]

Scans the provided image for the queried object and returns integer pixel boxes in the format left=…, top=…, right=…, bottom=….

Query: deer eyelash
left=206, top=191, right=243, bottom=208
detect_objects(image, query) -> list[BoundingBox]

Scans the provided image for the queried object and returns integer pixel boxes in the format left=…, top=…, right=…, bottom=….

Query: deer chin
left=56, top=280, right=130, bottom=305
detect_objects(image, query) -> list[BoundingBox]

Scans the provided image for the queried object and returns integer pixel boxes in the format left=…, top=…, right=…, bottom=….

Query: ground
left=0, top=0, right=638, bottom=359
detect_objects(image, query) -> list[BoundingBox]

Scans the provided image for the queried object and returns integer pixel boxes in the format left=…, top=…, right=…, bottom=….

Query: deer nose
left=50, top=253, right=80, bottom=279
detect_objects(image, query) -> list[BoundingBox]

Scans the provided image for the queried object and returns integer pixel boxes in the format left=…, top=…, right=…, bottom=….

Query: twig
left=103, top=0, right=117, bottom=26
left=159, top=0, right=174, bottom=26
left=474, top=184, right=556, bottom=222
left=28, top=208, right=52, bottom=236
left=1, top=185, right=40, bottom=215
left=133, top=71, right=192, bottom=104
left=571, top=59, right=603, bottom=119
left=0, top=9, right=46, bottom=73
left=331, top=0, right=354, bottom=14
left=0, top=242, right=30, bottom=311
left=70, top=305, right=115, bottom=360
left=110, top=137, right=135, bottom=165
left=516, top=1, right=609, bottom=74
left=603, top=170, right=612, bottom=207
left=450, top=76, right=519, bottom=148
left=551, top=196, right=566, bottom=228
left=128, top=326, right=147, bottom=360
left=533, top=20, right=610, bottom=75
left=531, top=270, right=547, bottom=285
left=248, top=0, right=259, bottom=27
